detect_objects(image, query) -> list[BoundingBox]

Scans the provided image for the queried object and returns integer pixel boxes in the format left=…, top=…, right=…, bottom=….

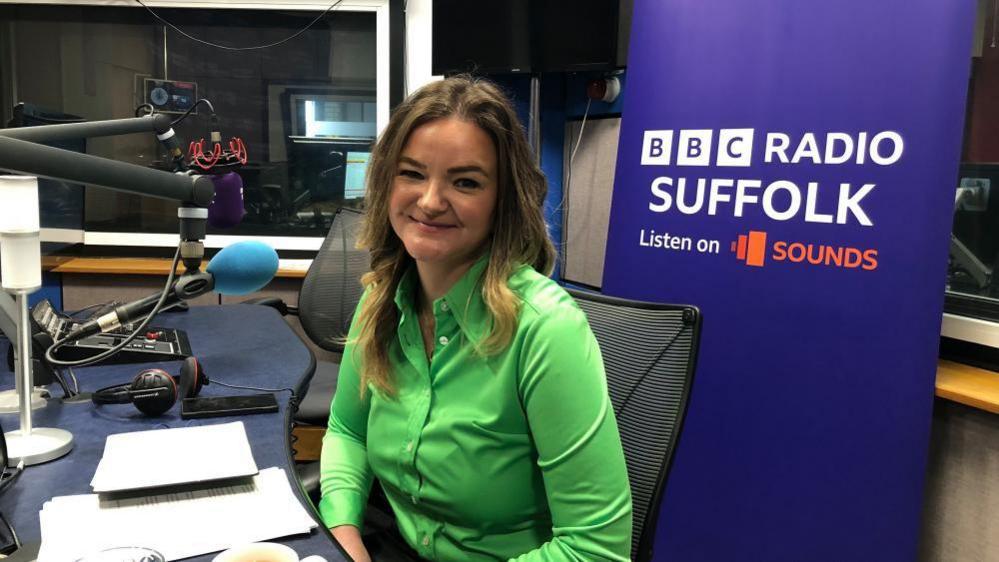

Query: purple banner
left=602, top=1, right=975, bottom=560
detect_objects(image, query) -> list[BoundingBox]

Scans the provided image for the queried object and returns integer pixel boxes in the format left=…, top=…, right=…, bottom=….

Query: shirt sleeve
left=510, top=302, right=633, bottom=562
left=318, top=295, right=375, bottom=530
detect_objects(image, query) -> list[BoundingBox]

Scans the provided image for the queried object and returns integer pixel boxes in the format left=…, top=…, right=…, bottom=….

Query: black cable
left=48, top=366, right=76, bottom=399
left=207, top=380, right=300, bottom=455
left=211, top=378, right=297, bottom=403
left=0, top=423, right=23, bottom=498
left=15, top=113, right=82, bottom=124
left=44, top=245, right=182, bottom=368
left=0, top=511, right=19, bottom=552
left=67, top=301, right=114, bottom=318
left=134, top=0, right=345, bottom=52
left=0, top=420, right=6, bottom=467
left=0, top=462, right=23, bottom=497
left=170, top=98, right=216, bottom=127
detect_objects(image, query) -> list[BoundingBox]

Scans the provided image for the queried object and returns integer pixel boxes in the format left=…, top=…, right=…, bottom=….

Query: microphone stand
left=0, top=116, right=215, bottom=272
left=0, top=292, right=47, bottom=414
left=0, top=114, right=218, bottom=465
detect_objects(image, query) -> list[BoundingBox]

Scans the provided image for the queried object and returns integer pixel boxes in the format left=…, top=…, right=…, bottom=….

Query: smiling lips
left=411, top=215, right=457, bottom=232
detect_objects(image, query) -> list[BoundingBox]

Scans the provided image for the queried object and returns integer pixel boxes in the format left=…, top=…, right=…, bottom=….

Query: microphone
left=206, top=240, right=279, bottom=295
left=152, top=113, right=187, bottom=172
left=64, top=241, right=279, bottom=341
left=207, top=172, right=245, bottom=228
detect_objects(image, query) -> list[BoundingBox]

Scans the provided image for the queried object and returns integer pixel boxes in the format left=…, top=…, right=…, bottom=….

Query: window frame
left=3, top=0, right=391, bottom=252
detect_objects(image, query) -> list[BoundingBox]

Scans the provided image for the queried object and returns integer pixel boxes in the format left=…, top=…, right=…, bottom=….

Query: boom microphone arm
left=1, top=114, right=168, bottom=143
left=0, top=113, right=216, bottom=272
left=0, top=115, right=213, bottom=206
left=0, top=135, right=213, bottom=205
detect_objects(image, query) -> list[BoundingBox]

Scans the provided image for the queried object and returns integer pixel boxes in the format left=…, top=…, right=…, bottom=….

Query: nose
left=417, top=178, right=448, bottom=215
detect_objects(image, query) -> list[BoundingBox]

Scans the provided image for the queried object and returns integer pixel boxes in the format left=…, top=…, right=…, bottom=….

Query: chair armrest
left=296, top=461, right=322, bottom=506
left=240, top=297, right=297, bottom=316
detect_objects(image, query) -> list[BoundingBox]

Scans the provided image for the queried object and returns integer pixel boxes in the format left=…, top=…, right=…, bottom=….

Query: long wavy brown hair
left=353, top=76, right=555, bottom=396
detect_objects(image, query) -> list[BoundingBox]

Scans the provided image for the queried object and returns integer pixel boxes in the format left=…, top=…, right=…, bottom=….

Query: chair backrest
left=567, top=288, right=701, bottom=562
left=298, top=207, right=369, bottom=352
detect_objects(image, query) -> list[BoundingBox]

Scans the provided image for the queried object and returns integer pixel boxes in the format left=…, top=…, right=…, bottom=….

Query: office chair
left=567, top=288, right=701, bottom=562
left=246, top=207, right=369, bottom=509
left=295, top=275, right=699, bottom=562
left=294, top=206, right=367, bottom=422
left=249, top=207, right=368, bottom=420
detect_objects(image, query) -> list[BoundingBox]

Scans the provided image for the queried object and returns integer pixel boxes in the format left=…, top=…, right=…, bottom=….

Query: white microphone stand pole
left=1, top=175, right=72, bottom=466
left=0, top=291, right=47, bottom=413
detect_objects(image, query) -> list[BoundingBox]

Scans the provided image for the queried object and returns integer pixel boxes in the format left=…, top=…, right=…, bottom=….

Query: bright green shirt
left=318, top=257, right=632, bottom=561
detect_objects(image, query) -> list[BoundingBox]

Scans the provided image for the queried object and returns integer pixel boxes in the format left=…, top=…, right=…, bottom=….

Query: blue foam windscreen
left=206, top=240, right=279, bottom=295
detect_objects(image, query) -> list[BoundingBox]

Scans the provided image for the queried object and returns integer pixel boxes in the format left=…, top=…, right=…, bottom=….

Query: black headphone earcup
left=131, top=369, right=177, bottom=416
left=91, top=382, right=136, bottom=406
left=177, top=356, right=207, bottom=399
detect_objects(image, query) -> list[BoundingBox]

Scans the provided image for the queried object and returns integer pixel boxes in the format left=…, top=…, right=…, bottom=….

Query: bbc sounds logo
left=731, top=230, right=878, bottom=270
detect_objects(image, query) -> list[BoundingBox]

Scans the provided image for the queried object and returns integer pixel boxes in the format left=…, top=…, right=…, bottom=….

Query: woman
left=319, top=76, right=632, bottom=561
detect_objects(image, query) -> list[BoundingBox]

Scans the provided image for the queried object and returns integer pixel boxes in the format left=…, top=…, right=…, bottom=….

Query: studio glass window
left=0, top=1, right=388, bottom=252
left=943, top=0, right=999, bottom=359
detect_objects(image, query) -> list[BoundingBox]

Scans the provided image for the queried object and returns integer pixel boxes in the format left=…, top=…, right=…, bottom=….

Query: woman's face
left=389, top=117, right=498, bottom=272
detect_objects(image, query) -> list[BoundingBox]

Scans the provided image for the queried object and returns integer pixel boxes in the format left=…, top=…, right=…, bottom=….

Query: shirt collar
left=394, top=254, right=491, bottom=345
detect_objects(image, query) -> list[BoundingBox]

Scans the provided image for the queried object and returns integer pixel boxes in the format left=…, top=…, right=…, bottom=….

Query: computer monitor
left=344, top=151, right=370, bottom=200
left=286, top=136, right=372, bottom=229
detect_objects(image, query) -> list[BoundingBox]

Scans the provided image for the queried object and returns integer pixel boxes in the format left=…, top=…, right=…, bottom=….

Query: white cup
left=212, top=542, right=326, bottom=562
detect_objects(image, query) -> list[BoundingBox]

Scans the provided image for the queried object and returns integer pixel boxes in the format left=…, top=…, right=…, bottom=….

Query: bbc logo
left=641, top=129, right=755, bottom=167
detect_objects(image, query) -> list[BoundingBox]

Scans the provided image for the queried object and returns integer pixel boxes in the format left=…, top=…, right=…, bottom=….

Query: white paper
left=91, top=421, right=259, bottom=493
left=38, top=467, right=317, bottom=562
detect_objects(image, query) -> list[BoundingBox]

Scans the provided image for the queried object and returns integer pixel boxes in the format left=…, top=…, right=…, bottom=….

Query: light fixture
left=0, top=175, right=41, bottom=292
left=1, top=175, right=73, bottom=466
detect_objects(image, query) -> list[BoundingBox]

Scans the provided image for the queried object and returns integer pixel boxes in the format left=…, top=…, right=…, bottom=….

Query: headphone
left=91, top=356, right=209, bottom=416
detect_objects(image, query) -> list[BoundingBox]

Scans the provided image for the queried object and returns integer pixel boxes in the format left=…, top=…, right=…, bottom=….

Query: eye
left=455, top=178, right=481, bottom=189
left=398, top=169, right=423, bottom=180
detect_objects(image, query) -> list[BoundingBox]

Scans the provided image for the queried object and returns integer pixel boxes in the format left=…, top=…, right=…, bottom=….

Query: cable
left=67, top=367, right=80, bottom=394
left=17, top=113, right=83, bottom=124
left=134, top=0, right=345, bottom=52
left=0, top=460, right=24, bottom=497
left=48, top=367, right=76, bottom=399
left=568, top=98, right=592, bottom=170
left=194, top=379, right=300, bottom=456
left=210, top=378, right=296, bottom=400
left=44, top=245, right=182, bottom=368
left=134, top=103, right=155, bottom=117
left=67, top=301, right=114, bottom=318
left=170, top=98, right=216, bottom=126
left=560, top=97, right=592, bottom=277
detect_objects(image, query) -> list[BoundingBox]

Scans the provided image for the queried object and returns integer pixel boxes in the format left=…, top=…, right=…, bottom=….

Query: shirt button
left=422, top=535, right=430, bottom=546
left=405, top=441, right=413, bottom=452
left=411, top=495, right=418, bottom=505
left=438, top=336, right=449, bottom=345
left=441, top=302, right=449, bottom=311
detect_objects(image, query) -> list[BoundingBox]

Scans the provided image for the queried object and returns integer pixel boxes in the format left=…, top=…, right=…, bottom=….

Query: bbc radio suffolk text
left=639, top=128, right=904, bottom=227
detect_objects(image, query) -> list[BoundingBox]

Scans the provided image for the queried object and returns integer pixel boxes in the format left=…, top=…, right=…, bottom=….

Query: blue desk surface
left=0, top=304, right=349, bottom=561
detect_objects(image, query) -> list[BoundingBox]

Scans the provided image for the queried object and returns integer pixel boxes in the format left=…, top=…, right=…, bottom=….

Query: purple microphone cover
left=208, top=172, right=246, bottom=228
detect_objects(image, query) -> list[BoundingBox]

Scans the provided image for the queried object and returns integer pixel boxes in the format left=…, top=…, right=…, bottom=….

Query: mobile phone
left=180, top=393, right=279, bottom=419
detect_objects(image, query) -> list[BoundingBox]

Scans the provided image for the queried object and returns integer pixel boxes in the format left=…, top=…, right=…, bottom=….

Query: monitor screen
left=432, top=0, right=533, bottom=74
left=345, top=151, right=370, bottom=200
left=533, top=0, right=622, bottom=71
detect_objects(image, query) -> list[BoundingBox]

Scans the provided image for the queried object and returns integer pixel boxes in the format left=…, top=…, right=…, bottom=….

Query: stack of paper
left=37, top=422, right=316, bottom=561
left=91, top=421, right=259, bottom=492
left=38, top=467, right=317, bottom=561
